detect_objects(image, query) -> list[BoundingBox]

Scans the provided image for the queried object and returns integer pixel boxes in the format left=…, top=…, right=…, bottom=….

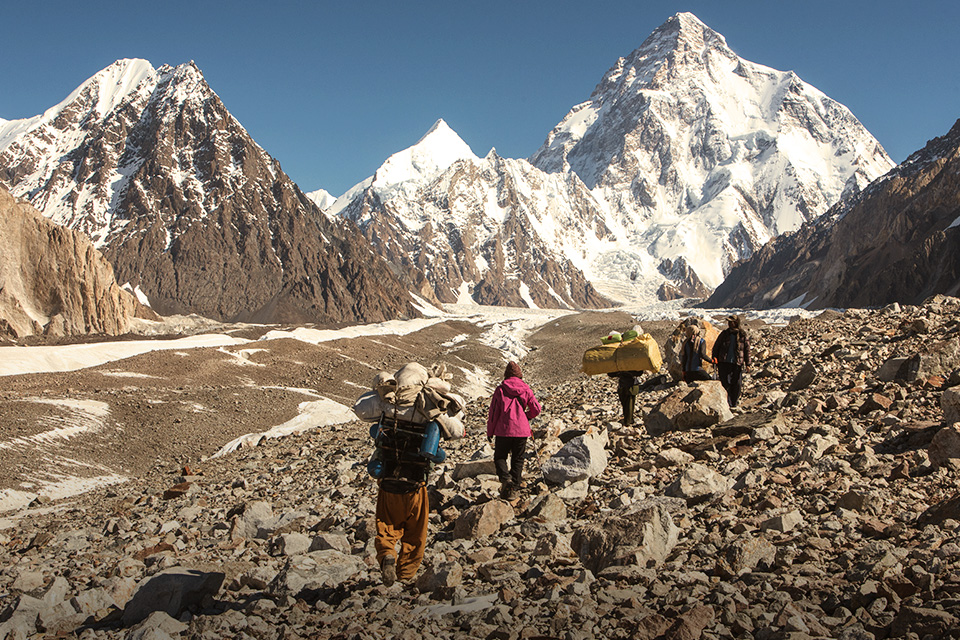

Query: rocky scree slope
left=706, top=118, right=960, bottom=310
left=0, top=59, right=415, bottom=325
left=4, top=299, right=960, bottom=638
left=0, top=186, right=154, bottom=339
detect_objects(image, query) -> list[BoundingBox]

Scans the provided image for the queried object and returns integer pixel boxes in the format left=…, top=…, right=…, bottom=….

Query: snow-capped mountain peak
left=529, top=11, right=894, bottom=296
left=372, top=118, right=477, bottom=199
left=305, top=188, right=336, bottom=211
left=78, top=58, right=157, bottom=118
left=0, top=58, right=157, bottom=153
left=326, top=119, right=477, bottom=217
left=0, top=58, right=416, bottom=325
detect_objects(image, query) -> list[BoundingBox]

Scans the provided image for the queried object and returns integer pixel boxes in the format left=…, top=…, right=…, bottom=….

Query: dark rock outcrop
left=657, top=257, right=711, bottom=301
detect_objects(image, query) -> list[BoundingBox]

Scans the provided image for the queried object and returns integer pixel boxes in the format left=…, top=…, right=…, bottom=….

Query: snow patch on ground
left=0, top=334, right=251, bottom=377
left=259, top=318, right=448, bottom=345
left=0, top=474, right=128, bottom=515
left=0, top=399, right=110, bottom=449
left=212, top=398, right=356, bottom=458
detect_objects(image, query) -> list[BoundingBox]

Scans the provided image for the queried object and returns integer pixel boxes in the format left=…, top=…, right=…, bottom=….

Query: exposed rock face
left=657, top=257, right=711, bottom=301
left=0, top=59, right=415, bottom=325
left=0, top=187, right=152, bottom=338
left=707, top=118, right=960, bottom=310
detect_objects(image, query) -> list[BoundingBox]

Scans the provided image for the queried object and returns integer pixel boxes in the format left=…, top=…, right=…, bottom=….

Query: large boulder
left=666, top=463, right=731, bottom=505
left=122, top=568, right=225, bottom=627
left=267, top=550, right=366, bottom=598
left=229, top=500, right=275, bottom=540
left=570, top=501, right=679, bottom=573
left=942, top=386, right=960, bottom=423
left=929, top=423, right=960, bottom=469
left=889, top=341, right=960, bottom=383
left=451, top=458, right=498, bottom=481
left=644, top=382, right=733, bottom=436
left=541, top=427, right=608, bottom=484
left=453, top=500, right=515, bottom=539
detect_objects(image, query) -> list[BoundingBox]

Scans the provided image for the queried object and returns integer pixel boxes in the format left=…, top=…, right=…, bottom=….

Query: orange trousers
left=374, top=485, right=429, bottom=581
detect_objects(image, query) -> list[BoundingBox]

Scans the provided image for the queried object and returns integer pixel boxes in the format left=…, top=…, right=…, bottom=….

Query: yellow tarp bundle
left=581, top=334, right=663, bottom=375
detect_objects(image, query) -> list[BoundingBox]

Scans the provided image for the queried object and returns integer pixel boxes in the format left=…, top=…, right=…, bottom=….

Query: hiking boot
left=502, top=485, right=517, bottom=501
left=381, top=556, right=397, bottom=587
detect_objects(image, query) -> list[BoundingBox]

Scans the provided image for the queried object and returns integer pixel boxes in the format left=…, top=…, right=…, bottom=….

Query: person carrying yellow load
left=583, top=325, right=661, bottom=427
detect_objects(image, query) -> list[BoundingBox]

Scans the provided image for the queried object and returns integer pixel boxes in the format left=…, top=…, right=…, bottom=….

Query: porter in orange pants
left=374, top=484, right=429, bottom=581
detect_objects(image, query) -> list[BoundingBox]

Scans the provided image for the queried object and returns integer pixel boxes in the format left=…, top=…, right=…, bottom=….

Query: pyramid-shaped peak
left=419, top=118, right=454, bottom=139
left=648, top=12, right=729, bottom=49
left=672, top=12, right=708, bottom=28
left=413, top=119, right=472, bottom=152
left=369, top=119, right=477, bottom=201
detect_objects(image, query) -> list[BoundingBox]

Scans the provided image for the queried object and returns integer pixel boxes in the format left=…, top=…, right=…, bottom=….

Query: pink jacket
left=486, top=377, right=541, bottom=438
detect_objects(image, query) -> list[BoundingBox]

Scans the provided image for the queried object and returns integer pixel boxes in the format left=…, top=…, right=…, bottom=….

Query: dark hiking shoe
left=381, top=556, right=397, bottom=587
left=502, top=486, right=517, bottom=501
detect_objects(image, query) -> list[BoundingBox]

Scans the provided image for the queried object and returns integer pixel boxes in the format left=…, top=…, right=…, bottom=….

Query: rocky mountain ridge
left=3, top=300, right=960, bottom=638
left=335, top=138, right=613, bottom=309
left=0, top=186, right=155, bottom=339
left=706, top=118, right=960, bottom=310
left=0, top=59, right=416, bottom=325
left=316, top=13, right=894, bottom=306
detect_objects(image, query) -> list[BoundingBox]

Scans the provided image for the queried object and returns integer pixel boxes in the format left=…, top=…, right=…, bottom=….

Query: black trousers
left=494, top=436, right=528, bottom=487
left=717, top=363, right=744, bottom=407
left=683, top=370, right=712, bottom=383
left=617, top=386, right=637, bottom=425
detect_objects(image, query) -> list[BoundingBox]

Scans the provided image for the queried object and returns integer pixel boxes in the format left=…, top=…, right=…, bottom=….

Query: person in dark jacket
left=712, top=314, right=751, bottom=407
left=681, top=324, right=713, bottom=383
left=487, top=361, right=542, bottom=500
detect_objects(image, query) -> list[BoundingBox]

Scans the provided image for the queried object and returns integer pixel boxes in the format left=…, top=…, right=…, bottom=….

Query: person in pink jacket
left=486, top=361, right=542, bottom=500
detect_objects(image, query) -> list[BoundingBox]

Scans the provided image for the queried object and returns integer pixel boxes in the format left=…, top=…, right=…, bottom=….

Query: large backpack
left=369, top=415, right=444, bottom=494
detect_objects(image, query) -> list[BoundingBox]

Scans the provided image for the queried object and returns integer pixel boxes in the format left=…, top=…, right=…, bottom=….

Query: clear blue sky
left=2, top=1, right=958, bottom=196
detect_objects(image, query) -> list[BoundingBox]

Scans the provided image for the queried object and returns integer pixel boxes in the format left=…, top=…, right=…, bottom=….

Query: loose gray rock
left=644, top=382, right=733, bottom=435
left=125, top=611, right=188, bottom=640
left=415, top=561, right=463, bottom=592
left=527, top=493, right=568, bottom=521
left=715, top=535, right=777, bottom=577
left=571, top=501, right=678, bottom=573
left=452, top=458, right=498, bottom=480
left=541, top=429, right=608, bottom=484
left=453, top=500, right=515, bottom=539
left=942, top=386, right=960, bottom=423
left=267, top=550, right=365, bottom=598
left=666, top=463, right=731, bottom=504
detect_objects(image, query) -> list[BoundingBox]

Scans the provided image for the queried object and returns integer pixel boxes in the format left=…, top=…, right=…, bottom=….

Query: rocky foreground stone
left=4, top=297, right=960, bottom=639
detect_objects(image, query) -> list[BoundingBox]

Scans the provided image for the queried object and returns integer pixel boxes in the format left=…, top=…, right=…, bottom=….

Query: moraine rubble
left=3, top=297, right=960, bottom=639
